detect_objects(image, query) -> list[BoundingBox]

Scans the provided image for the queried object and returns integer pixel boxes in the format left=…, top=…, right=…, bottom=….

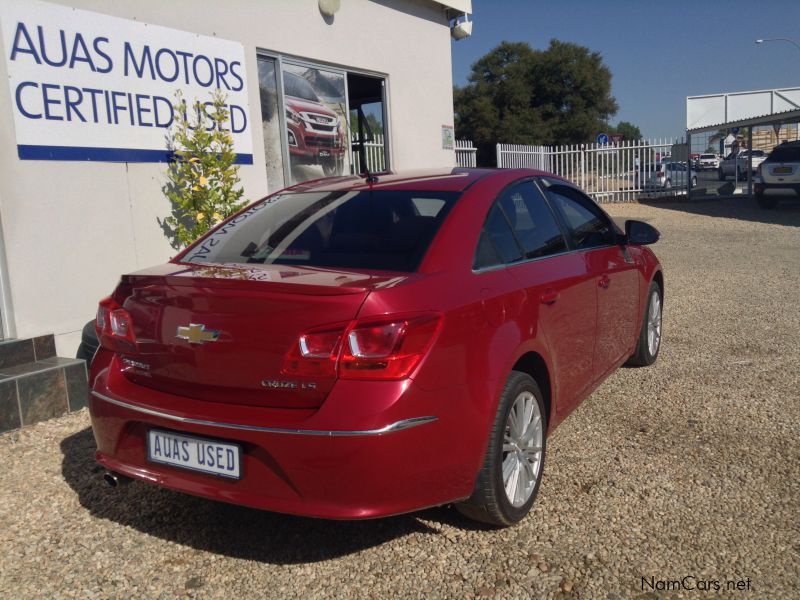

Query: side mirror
left=625, top=220, right=660, bottom=245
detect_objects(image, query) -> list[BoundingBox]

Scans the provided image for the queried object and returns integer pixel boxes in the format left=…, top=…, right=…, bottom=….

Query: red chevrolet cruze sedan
left=89, top=168, right=663, bottom=526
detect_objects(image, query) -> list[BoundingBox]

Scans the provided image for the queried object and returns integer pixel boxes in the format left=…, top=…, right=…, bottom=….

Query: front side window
left=545, top=185, right=617, bottom=250
left=182, top=190, right=458, bottom=272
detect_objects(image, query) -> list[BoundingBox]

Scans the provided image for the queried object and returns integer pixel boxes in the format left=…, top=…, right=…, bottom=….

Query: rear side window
left=474, top=181, right=567, bottom=270
left=497, top=182, right=567, bottom=259
left=767, top=145, right=800, bottom=163
left=476, top=204, right=522, bottom=268
left=182, top=190, right=459, bottom=272
left=545, top=185, right=617, bottom=250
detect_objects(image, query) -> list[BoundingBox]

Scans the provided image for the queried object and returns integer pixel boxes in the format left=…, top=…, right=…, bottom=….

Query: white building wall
left=0, top=0, right=457, bottom=356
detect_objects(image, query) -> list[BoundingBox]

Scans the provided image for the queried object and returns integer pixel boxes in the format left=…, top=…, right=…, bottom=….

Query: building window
left=256, top=56, right=285, bottom=190
left=257, top=53, right=389, bottom=188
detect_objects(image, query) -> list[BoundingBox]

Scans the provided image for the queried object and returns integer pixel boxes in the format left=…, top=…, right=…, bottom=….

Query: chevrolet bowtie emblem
left=176, top=323, right=221, bottom=344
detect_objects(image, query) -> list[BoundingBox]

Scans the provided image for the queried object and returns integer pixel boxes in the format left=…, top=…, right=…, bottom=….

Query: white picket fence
left=349, top=134, right=477, bottom=173
left=497, top=138, right=687, bottom=202
left=455, top=139, right=477, bottom=167
left=350, top=133, right=387, bottom=173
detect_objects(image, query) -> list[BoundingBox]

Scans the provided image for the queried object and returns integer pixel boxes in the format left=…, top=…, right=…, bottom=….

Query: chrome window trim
left=471, top=247, right=578, bottom=275
left=91, top=391, right=436, bottom=437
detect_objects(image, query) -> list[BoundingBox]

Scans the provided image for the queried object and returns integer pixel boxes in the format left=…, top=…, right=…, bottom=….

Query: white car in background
left=718, top=150, right=766, bottom=181
left=755, top=141, right=800, bottom=209
left=696, top=153, right=720, bottom=171
left=644, top=161, right=697, bottom=191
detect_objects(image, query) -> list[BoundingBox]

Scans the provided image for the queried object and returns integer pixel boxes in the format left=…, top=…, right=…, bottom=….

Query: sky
left=451, top=0, right=800, bottom=140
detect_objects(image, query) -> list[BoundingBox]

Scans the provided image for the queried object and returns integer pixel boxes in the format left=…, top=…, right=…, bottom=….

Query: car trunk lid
left=116, top=262, right=409, bottom=408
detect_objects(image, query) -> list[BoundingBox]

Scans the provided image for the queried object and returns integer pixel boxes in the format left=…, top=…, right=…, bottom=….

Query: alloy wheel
left=501, top=391, right=543, bottom=507
left=647, top=290, right=662, bottom=356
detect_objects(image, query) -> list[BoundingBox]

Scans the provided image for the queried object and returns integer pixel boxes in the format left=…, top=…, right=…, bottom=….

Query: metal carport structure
left=686, top=87, right=800, bottom=197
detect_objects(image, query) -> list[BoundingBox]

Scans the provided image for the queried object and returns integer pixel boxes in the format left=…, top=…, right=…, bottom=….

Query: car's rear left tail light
left=339, top=314, right=442, bottom=380
left=96, top=297, right=137, bottom=353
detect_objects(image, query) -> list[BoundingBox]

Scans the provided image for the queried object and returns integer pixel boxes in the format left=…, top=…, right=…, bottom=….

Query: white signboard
left=0, top=0, right=253, bottom=163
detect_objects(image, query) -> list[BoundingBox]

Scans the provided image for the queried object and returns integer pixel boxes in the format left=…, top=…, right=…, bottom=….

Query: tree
left=454, top=40, right=618, bottom=165
left=610, top=121, right=642, bottom=141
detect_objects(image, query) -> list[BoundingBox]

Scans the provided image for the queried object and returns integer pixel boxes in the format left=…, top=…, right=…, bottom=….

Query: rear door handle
left=598, top=275, right=610, bottom=289
left=540, top=288, right=559, bottom=305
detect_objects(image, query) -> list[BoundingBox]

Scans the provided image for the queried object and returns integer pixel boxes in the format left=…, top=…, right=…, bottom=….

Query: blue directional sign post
left=597, top=133, right=609, bottom=145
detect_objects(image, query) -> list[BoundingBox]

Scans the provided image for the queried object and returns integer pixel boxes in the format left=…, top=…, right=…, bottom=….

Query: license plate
left=772, top=166, right=792, bottom=174
left=318, top=150, right=331, bottom=158
left=147, top=429, right=241, bottom=479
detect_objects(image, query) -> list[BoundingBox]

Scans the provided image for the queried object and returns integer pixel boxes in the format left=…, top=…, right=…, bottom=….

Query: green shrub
left=162, top=89, right=246, bottom=248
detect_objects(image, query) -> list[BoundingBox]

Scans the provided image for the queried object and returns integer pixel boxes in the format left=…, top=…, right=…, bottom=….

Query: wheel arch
left=652, top=269, right=664, bottom=301
left=511, top=351, right=552, bottom=429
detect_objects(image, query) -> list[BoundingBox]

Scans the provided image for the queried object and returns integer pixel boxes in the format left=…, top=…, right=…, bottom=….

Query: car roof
left=283, top=168, right=564, bottom=193
left=773, top=140, right=800, bottom=148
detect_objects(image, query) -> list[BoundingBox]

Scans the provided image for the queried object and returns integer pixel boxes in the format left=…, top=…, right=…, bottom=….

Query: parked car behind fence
left=755, top=140, right=800, bottom=209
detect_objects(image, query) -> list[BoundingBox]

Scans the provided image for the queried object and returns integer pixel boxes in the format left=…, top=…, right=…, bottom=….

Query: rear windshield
left=701, top=154, right=715, bottom=159
left=181, top=190, right=459, bottom=272
left=766, top=145, right=800, bottom=163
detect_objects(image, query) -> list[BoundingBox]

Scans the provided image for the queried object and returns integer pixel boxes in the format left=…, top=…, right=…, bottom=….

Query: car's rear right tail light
left=283, top=313, right=442, bottom=382
left=282, top=325, right=345, bottom=378
left=339, top=313, right=443, bottom=380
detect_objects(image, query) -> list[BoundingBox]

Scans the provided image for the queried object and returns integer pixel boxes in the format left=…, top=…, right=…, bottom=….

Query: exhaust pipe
left=103, top=471, right=131, bottom=488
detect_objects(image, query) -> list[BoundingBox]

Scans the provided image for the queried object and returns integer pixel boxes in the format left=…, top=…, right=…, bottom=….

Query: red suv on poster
left=283, top=72, right=346, bottom=176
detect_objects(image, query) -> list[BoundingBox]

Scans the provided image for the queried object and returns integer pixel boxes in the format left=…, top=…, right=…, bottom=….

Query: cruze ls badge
left=262, top=379, right=317, bottom=390
left=176, top=323, right=220, bottom=344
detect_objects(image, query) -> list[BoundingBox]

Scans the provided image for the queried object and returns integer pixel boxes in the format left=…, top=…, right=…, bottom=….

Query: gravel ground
left=1, top=197, right=798, bottom=599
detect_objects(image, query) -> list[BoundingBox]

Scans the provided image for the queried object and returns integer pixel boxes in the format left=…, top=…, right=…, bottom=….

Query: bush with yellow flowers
left=162, top=88, right=246, bottom=249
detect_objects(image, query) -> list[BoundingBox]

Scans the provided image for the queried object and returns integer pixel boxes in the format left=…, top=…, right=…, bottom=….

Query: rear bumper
left=756, top=181, right=800, bottom=196
left=89, top=361, right=480, bottom=519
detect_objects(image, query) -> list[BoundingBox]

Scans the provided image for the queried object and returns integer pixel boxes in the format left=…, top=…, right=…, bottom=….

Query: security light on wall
left=319, top=0, right=341, bottom=18
left=450, top=14, right=472, bottom=41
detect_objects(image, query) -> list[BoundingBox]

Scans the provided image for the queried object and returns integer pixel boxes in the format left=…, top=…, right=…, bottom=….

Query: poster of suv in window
left=282, top=63, right=348, bottom=184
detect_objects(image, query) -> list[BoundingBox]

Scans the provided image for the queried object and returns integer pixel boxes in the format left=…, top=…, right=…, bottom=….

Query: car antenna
left=364, top=165, right=379, bottom=184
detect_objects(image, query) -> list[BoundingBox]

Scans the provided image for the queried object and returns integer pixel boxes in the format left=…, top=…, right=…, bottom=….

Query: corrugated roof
left=686, top=87, right=800, bottom=133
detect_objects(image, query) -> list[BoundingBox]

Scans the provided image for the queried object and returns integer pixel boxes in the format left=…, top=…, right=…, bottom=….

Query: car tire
left=718, top=168, right=725, bottom=181
left=627, top=281, right=662, bottom=367
left=76, top=319, right=99, bottom=365
left=756, top=194, right=778, bottom=209
left=456, top=371, right=546, bottom=527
